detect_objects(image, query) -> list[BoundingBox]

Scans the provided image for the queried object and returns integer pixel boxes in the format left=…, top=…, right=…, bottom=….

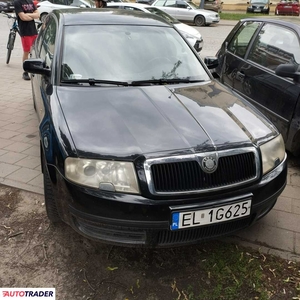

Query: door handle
left=236, top=71, right=245, bottom=82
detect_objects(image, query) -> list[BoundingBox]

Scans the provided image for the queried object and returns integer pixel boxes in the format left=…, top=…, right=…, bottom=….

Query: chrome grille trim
left=144, top=147, right=260, bottom=195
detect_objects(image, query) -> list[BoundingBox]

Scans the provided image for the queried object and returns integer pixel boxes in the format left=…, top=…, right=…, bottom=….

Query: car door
left=174, top=0, right=193, bottom=21
left=33, top=15, right=57, bottom=123
left=218, top=21, right=261, bottom=92
left=232, top=22, right=300, bottom=141
left=154, top=0, right=179, bottom=18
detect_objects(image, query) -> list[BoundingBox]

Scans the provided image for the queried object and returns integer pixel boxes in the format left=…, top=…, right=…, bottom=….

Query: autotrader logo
left=0, top=288, right=55, bottom=299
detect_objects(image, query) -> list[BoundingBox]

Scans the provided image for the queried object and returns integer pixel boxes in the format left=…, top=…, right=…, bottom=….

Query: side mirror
left=23, top=58, right=51, bottom=77
left=204, top=56, right=219, bottom=69
left=275, top=63, right=300, bottom=79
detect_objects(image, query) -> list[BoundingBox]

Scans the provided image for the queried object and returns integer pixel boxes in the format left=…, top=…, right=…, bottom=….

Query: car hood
left=174, top=22, right=202, bottom=39
left=57, top=82, right=276, bottom=159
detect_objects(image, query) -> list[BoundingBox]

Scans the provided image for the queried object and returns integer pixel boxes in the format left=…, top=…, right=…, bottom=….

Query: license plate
left=171, top=199, right=251, bottom=230
left=10, top=6, right=14, bottom=9
left=284, top=5, right=292, bottom=8
left=254, top=9, right=261, bottom=12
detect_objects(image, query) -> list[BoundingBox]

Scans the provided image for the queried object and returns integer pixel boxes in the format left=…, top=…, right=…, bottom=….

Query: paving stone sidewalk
left=0, top=18, right=299, bottom=260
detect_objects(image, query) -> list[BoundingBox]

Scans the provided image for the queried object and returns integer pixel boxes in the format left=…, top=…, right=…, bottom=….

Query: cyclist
left=14, top=0, right=40, bottom=80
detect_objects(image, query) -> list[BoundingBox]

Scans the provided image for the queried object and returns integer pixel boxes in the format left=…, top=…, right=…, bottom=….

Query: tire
left=43, top=155, right=61, bottom=223
left=194, top=15, right=205, bottom=26
left=6, top=31, right=16, bottom=65
left=40, top=13, right=48, bottom=23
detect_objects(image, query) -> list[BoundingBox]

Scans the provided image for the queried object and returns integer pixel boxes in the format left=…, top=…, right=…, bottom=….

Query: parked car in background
left=107, top=2, right=203, bottom=52
left=202, top=0, right=223, bottom=12
left=246, top=0, right=272, bottom=14
left=37, top=0, right=94, bottom=21
left=151, top=0, right=220, bottom=26
left=275, top=0, right=300, bottom=15
left=24, top=9, right=287, bottom=247
left=205, top=17, right=300, bottom=156
left=0, top=0, right=14, bottom=12
left=189, top=0, right=223, bottom=13
left=136, top=0, right=155, bottom=5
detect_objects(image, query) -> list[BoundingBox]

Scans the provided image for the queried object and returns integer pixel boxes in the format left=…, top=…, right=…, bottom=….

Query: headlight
left=260, top=134, right=285, bottom=175
left=65, top=157, right=140, bottom=194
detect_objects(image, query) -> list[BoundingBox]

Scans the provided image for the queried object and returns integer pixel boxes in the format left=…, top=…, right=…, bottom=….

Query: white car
left=151, top=0, right=220, bottom=26
left=37, top=0, right=94, bottom=22
left=107, top=2, right=203, bottom=52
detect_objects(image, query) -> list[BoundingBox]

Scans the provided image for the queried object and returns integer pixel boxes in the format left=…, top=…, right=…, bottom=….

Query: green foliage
left=220, top=12, right=268, bottom=20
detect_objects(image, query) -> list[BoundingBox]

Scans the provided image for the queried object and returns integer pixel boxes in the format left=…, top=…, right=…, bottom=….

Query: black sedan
left=205, top=17, right=300, bottom=156
left=24, top=9, right=287, bottom=247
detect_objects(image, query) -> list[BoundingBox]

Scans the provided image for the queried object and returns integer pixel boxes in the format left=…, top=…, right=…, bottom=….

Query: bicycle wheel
left=6, top=31, right=16, bottom=65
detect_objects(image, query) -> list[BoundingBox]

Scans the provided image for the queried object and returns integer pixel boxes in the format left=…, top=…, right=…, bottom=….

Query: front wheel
left=194, top=15, right=205, bottom=26
left=42, top=154, right=61, bottom=223
left=6, top=31, right=16, bottom=65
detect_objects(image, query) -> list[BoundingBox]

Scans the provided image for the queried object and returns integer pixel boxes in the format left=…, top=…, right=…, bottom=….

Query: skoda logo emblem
left=201, top=156, right=217, bottom=173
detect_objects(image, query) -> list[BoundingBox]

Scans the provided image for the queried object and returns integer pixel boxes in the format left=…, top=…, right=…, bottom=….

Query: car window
left=153, top=0, right=166, bottom=6
left=165, top=0, right=176, bottom=6
left=227, top=21, right=261, bottom=58
left=124, top=6, right=143, bottom=10
left=146, top=7, right=178, bottom=22
left=61, top=25, right=210, bottom=82
left=40, top=16, right=57, bottom=67
left=52, top=0, right=66, bottom=4
left=248, top=23, right=300, bottom=70
left=176, top=0, right=187, bottom=7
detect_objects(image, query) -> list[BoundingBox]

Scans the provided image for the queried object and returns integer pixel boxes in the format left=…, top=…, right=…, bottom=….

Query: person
left=14, top=0, right=40, bottom=80
left=95, top=0, right=107, bottom=8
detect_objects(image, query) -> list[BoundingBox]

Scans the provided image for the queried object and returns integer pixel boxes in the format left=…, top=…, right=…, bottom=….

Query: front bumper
left=247, top=7, right=269, bottom=13
left=52, top=156, right=287, bottom=247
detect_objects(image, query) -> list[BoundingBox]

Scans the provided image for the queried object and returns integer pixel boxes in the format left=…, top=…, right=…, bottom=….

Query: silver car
left=152, top=0, right=220, bottom=26
left=107, top=2, right=203, bottom=52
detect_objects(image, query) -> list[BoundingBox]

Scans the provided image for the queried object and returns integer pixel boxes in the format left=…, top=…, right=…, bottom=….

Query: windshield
left=250, top=0, right=269, bottom=3
left=145, top=7, right=180, bottom=24
left=61, top=25, right=209, bottom=83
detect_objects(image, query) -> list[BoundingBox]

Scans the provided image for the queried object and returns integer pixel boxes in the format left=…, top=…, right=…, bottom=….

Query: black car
left=0, top=0, right=14, bottom=12
left=246, top=0, right=272, bottom=14
left=24, top=9, right=287, bottom=247
left=205, top=17, right=300, bottom=156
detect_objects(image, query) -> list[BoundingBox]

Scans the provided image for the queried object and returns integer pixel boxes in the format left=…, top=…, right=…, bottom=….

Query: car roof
left=52, top=8, right=173, bottom=26
left=107, top=2, right=152, bottom=9
left=240, top=17, right=300, bottom=32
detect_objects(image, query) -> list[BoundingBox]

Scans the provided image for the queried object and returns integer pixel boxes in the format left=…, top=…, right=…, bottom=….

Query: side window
left=165, top=0, right=176, bottom=6
left=40, top=16, right=57, bottom=67
left=124, top=6, right=141, bottom=11
left=248, top=23, right=300, bottom=70
left=153, top=0, right=166, bottom=6
left=227, top=21, right=260, bottom=58
left=176, top=0, right=187, bottom=7
left=53, top=0, right=66, bottom=4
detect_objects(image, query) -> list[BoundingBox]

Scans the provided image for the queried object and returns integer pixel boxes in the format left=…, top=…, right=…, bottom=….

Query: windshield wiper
left=61, top=78, right=129, bottom=86
left=130, top=78, right=205, bottom=86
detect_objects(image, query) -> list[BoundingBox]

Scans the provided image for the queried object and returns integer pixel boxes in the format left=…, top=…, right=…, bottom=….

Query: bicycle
left=2, top=12, right=20, bottom=65
left=2, top=12, right=42, bottom=65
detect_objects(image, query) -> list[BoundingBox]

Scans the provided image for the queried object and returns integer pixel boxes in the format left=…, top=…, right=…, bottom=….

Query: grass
left=103, top=240, right=300, bottom=300
left=220, top=12, right=270, bottom=20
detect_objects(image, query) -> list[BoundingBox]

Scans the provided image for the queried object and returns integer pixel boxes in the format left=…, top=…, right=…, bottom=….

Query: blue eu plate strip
left=171, top=212, right=179, bottom=230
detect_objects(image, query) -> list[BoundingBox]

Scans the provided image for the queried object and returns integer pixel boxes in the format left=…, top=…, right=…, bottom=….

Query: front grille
left=157, top=217, right=251, bottom=246
left=151, top=152, right=256, bottom=193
